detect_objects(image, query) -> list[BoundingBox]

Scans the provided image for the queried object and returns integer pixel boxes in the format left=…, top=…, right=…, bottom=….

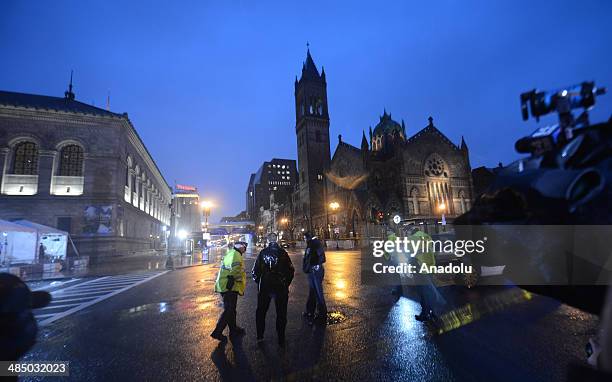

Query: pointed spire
left=460, top=135, right=468, bottom=151
left=361, top=130, right=369, bottom=150
left=369, top=126, right=373, bottom=140
left=401, top=119, right=406, bottom=136
left=106, top=90, right=110, bottom=111
left=64, top=70, right=75, bottom=100
left=301, top=43, right=320, bottom=79
left=428, top=116, right=434, bottom=126
left=380, top=108, right=387, bottom=122
left=338, top=134, right=342, bottom=144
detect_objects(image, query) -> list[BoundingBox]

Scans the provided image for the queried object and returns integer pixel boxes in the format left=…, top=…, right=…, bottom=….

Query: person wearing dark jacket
left=252, top=232, right=295, bottom=345
left=302, top=232, right=327, bottom=324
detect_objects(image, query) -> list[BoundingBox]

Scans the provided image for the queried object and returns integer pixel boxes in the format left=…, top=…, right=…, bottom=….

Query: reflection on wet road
left=24, top=249, right=598, bottom=381
left=33, top=271, right=167, bottom=326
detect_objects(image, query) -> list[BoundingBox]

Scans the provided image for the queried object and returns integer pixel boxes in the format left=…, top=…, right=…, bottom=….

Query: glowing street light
left=200, top=200, right=214, bottom=250
left=328, top=201, right=341, bottom=248
left=438, top=203, right=447, bottom=226
left=201, top=200, right=213, bottom=211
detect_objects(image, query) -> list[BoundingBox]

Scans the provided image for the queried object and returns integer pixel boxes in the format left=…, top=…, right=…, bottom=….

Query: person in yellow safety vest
left=211, top=241, right=247, bottom=342
left=412, top=230, right=436, bottom=268
left=408, top=226, right=439, bottom=322
left=383, top=230, right=397, bottom=261
left=383, top=229, right=403, bottom=298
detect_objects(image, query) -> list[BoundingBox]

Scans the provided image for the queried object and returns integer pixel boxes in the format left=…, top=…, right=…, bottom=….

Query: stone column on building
left=134, top=177, right=140, bottom=208
left=124, top=167, right=133, bottom=202
left=0, top=148, right=8, bottom=189
left=37, top=150, right=57, bottom=196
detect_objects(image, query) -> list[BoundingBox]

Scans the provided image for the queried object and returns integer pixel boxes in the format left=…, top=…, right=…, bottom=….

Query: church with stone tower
left=291, top=49, right=474, bottom=239
left=292, top=48, right=331, bottom=233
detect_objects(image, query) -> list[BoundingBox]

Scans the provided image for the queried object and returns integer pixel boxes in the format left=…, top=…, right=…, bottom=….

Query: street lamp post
left=329, top=202, right=340, bottom=250
left=165, top=202, right=175, bottom=270
left=280, top=217, right=288, bottom=240
left=201, top=200, right=213, bottom=262
left=438, top=202, right=447, bottom=233
left=258, top=225, right=264, bottom=245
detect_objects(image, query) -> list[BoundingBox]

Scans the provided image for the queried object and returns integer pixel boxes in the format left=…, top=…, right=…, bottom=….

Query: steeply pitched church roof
left=406, top=116, right=461, bottom=151
left=0, top=90, right=122, bottom=118
left=332, top=140, right=361, bottom=162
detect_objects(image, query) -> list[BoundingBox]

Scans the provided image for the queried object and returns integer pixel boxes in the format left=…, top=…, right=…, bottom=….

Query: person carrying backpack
left=302, top=231, right=327, bottom=324
left=252, top=232, right=295, bottom=346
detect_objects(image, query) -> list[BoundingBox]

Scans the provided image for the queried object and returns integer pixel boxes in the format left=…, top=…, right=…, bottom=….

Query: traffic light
left=371, top=207, right=384, bottom=223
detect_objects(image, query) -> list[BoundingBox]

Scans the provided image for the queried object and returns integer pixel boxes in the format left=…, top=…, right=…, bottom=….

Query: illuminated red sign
left=176, top=184, right=197, bottom=192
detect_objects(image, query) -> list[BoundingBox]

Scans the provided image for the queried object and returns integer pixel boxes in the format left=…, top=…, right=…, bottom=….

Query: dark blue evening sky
left=2, top=1, right=611, bottom=220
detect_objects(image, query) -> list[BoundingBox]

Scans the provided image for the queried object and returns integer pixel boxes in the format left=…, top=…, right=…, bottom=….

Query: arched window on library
left=12, top=141, right=39, bottom=175
left=58, top=144, right=84, bottom=176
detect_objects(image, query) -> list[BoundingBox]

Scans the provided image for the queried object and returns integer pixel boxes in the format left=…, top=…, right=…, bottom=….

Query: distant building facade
left=245, top=158, right=297, bottom=226
left=171, top=184, right=201, bottom=242
left=471, top=164, right=503, bottom=198
left=0, top=87, right=171, bottom=261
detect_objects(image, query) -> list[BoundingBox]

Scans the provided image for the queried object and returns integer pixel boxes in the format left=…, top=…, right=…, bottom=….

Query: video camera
left=516, top=82, right=607, bottom=155
left=520, top=82, right=606, bottom=122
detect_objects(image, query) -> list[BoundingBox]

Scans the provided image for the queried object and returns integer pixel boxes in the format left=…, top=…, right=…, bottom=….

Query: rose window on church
left=424, top=155, right=447, bottom=177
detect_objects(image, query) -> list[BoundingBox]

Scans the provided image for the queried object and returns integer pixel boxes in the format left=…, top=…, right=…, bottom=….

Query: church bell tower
left=294, top=47, right=331, bottom=230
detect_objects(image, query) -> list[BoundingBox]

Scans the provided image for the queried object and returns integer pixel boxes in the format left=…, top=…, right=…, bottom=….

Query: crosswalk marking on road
left=34, top=271, right=168, bottom=326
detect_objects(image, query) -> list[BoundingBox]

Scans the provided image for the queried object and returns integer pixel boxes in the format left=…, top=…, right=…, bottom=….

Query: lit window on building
left=12, top=141, right=39, bottom=175
left=58, top=144, right=84, bottom=176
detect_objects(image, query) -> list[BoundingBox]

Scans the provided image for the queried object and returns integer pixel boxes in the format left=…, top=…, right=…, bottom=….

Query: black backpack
left=303, top=239, right=325, bottom=273
left=261, top=248, right=289, bottom=290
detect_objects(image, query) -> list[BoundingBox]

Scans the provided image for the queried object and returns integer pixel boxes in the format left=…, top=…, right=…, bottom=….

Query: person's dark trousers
left=415, top=284, right=431, bottom=314
left=213, top=291, right=238, bottom=334
left=306, top=266, right=327, bottom=316
left=256, top=289, right=288, bottom=341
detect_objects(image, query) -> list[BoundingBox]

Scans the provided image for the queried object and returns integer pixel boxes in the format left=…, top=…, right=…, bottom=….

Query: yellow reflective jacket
left=214, top=248, right=246, bottom=295
left=383, top=233, right=397, bottom=261
left=411, top=230, right=436, bottom=267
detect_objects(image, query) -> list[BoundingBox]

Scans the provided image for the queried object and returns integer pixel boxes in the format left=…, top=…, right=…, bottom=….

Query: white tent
left=13, top=220, right=69, bottom=261
left=0, top=219, right=38, bottom=265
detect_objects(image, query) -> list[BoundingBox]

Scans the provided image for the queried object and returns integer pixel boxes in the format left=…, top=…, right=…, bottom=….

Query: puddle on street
left=119, top=295, right=222, bottom=319
left=326, top=310, right=347, bottom=325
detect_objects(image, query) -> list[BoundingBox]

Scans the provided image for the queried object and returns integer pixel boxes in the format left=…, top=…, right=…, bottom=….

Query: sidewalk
left=12, top=247, right=229, bottom=284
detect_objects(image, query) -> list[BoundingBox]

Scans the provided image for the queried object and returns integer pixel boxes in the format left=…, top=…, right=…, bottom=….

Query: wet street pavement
left=22, top=249, right=598, bottom=381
